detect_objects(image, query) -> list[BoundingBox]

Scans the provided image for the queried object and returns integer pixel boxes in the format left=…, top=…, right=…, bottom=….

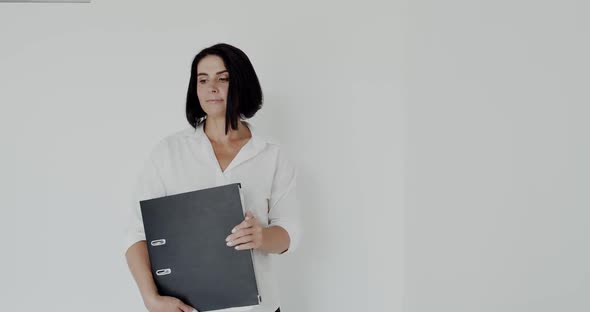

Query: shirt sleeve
left=267, top=148, right=301, bottom=255
left=123, top=153, right=167, bottom=256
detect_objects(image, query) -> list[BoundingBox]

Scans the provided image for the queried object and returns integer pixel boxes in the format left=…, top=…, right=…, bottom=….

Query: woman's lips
left=207, top=99, right=223, bottom=103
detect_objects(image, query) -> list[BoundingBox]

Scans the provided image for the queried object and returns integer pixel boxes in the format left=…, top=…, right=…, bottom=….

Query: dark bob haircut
left=186, top=43, right=263, bottom=134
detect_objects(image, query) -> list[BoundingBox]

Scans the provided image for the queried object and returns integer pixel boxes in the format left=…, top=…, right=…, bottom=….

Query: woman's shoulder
left=165, top=126, right=196, bottom=143
left=260, top=140, right=297, bottom=173
left=147, top=127, right=195, bottom=160
left=247, top=124, right=295, bottom=160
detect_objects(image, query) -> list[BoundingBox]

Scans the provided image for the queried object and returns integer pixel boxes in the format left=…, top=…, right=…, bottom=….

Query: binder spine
left=151, top=239, right=170, bottom=277
left=237, top=185, right=246, bottom=214
left=249, top=248, right=262, bottom=303
left=236, top=183, right=262, bottom=304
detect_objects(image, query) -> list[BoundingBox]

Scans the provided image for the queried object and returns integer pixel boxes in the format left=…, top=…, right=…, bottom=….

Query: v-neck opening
left=201, top=121, right=254, bottom=175
left=187, top=120, right=266, bottom=177
left=216, top=138, right=252, bottom=174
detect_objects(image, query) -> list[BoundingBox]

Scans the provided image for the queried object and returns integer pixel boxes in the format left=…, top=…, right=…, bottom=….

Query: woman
left=125, top=43, right=301, bottom=312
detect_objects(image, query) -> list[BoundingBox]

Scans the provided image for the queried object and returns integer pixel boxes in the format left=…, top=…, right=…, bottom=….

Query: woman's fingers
left=231, top=218, right=253, bottom=233
left=172, top=297, right=194, bottom=312
left=235, top=242, right=256, bottom=250
left=231, top=211, right=257, bottom=232
left=226, top=227, right=255, bottom=242
left=178, top=303, right=195, bottom=312
left=227, top=234, right=253, bottom=247
left=232, top=228, right=263, bottom=250
left=226, top=211, right=262, bottom=249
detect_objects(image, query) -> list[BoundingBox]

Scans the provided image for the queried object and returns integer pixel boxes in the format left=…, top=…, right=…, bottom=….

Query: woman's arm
left=125, top=241, right=159, bottom=306
left=125, top=241, right=194, bottom=312
left=261, top=225, right=291, bottom=254
left=226, top=211, right=291, bottom=254
left=227, top=148, right=301, bottom=255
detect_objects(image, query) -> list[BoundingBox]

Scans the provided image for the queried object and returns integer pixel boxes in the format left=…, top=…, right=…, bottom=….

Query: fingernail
left=225, top=237, right=230, bottom=242
left=227, top=241, right=233, bottom=246
left=245, top=217, right=250, bottom=220
left=231, top=228, right=236, bottom=233
left=235, top=246, right=240, bottom=250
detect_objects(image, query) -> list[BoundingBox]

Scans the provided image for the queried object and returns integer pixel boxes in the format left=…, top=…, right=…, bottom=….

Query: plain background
left=0, top=1, right=403, bottom=311
left=0, top=1, right=587, bottom=312
left=404, top=1, right=589, bottom=311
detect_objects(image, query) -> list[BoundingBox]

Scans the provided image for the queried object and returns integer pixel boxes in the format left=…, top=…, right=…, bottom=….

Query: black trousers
left=275, top=308, right=281, bottom=312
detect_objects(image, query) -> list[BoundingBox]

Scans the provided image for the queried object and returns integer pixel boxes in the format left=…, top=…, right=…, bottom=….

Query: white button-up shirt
left=125, top=121, right=301, bottom=312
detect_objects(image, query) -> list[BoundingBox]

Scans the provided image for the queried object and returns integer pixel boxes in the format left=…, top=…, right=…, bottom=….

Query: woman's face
left=196, top=55, right=230, bottom=119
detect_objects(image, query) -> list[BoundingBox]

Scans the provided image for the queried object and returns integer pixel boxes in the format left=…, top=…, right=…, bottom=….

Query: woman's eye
left=219, top=77, right=229, bottom=82
left=199, top=80, right=207, bottom=84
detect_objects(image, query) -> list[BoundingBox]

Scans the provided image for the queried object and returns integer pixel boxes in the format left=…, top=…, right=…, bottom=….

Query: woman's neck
left=203, top=117, right=250, bottom=144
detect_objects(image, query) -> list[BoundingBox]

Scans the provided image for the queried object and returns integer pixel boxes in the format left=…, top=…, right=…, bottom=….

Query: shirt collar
left=189, top=120, right=259, bottom=142
left=186, top=120, right=267, bottom=172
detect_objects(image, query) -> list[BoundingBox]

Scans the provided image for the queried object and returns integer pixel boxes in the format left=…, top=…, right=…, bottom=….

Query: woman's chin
left=203, top=109, right=226, bottom=120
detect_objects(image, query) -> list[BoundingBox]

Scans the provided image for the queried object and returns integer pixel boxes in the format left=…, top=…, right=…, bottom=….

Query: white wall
left=404, top=1, right=590, bottom=311
left=4, top=1, right=587, bottom=312
left=0, top=1, right=403, bottom=311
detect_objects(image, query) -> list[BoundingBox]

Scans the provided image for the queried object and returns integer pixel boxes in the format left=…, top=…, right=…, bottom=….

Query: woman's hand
left=145, top=294, right=196, bottom=312
left=226, top=211, right=263, bottom=251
